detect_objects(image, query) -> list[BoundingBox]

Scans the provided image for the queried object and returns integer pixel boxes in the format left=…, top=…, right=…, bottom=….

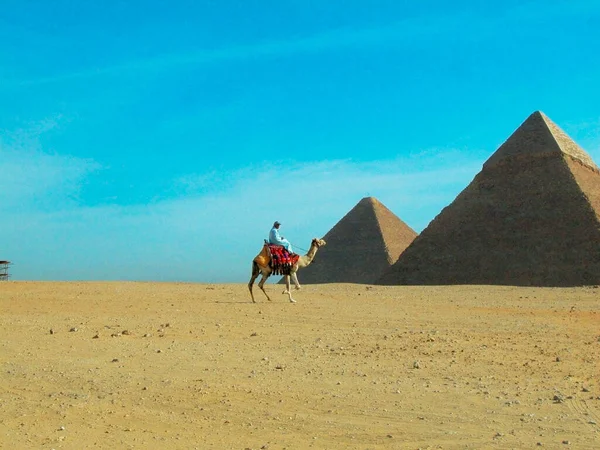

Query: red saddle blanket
left=268, top=245, right=300, bottom=276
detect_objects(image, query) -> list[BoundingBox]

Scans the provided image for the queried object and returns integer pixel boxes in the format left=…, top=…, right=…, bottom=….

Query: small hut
left=0, top=261, right=11, bottom=281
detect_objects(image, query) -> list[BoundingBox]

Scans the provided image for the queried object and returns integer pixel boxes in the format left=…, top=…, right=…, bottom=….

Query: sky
left=1, top=0, right=600, bottom=283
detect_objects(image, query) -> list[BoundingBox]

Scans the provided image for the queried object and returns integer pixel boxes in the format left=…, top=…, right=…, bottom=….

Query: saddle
left=264, top=241, right=299, bottom=275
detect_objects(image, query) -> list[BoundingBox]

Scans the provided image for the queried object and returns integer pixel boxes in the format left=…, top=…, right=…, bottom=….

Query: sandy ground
left=0, top=281, right=599, bottom=449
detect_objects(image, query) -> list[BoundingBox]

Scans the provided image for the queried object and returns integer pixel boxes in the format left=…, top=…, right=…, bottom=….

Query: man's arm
left=269, top=228, right=279, bottom=244
left=269, top=228, right=284, bottom=245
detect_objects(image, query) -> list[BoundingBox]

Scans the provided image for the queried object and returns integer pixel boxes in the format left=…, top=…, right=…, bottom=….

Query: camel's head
left=312, top=238, right=327, bottom=248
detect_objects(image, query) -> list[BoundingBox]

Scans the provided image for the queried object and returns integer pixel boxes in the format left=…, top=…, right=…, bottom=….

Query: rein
left=290, top=242, right=308, bottom=253
left=291, top=242, right=309, bottom=253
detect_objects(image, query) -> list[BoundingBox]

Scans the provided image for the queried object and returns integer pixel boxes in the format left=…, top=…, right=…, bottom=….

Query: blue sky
left=1, top=0, right=599, bottom=282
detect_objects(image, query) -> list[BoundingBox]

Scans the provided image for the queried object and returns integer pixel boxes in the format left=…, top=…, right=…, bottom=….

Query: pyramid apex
left=358, top=196, right=381, bottom=207
left=484, top=111, right=598, bottom=170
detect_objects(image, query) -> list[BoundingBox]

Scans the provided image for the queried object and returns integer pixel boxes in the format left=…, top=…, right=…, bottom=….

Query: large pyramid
left=378, top=111, right=600, bottom=287
left=299, top=197, right=417, bottom=284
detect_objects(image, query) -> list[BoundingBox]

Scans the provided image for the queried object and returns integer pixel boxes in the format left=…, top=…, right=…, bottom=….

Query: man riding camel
left=269, top=221, right=294, bottom=254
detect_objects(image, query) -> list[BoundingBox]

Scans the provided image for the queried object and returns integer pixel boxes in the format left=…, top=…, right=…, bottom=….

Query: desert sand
left=0, top=281, right=598, bottom=449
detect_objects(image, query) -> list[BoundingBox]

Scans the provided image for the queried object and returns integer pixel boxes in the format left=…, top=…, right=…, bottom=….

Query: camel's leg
left=283, top=275, right=296, bottom=303
left=282, top=275, right=290, bottom=294
left=248, top=261, right=260, bottom=303
left=291, top=272, right=301, bottom=290
left=257, top=273, right=272, bottom=301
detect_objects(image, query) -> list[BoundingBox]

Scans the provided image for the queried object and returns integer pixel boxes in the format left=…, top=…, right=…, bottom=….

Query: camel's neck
left=298, top=243, right=319, bottom=268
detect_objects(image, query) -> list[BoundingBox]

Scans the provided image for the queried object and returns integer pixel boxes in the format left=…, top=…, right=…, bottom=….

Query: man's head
left=273, top=221, right=281, bottom=228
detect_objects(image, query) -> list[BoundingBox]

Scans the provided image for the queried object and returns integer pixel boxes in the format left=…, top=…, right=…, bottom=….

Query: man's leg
left=284, top=240, right=293, bottom=254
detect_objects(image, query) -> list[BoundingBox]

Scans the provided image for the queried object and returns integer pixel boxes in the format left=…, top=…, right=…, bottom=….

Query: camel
left=248, top=238, right=326, bottom=303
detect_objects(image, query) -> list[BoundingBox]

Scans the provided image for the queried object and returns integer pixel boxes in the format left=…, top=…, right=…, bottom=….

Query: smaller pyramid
left=299, top=197, right=417, bottom=284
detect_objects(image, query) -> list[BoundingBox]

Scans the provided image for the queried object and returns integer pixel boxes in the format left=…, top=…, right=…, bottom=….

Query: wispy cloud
left=6, top=0, right=598, bottom=88
left=510, top=0, right=600, bottom=20
left=1, top=146, right=482, bottom=282
left=0, top=119, right=101, bottom=210
left=7, top=17, right=456, bottom=87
